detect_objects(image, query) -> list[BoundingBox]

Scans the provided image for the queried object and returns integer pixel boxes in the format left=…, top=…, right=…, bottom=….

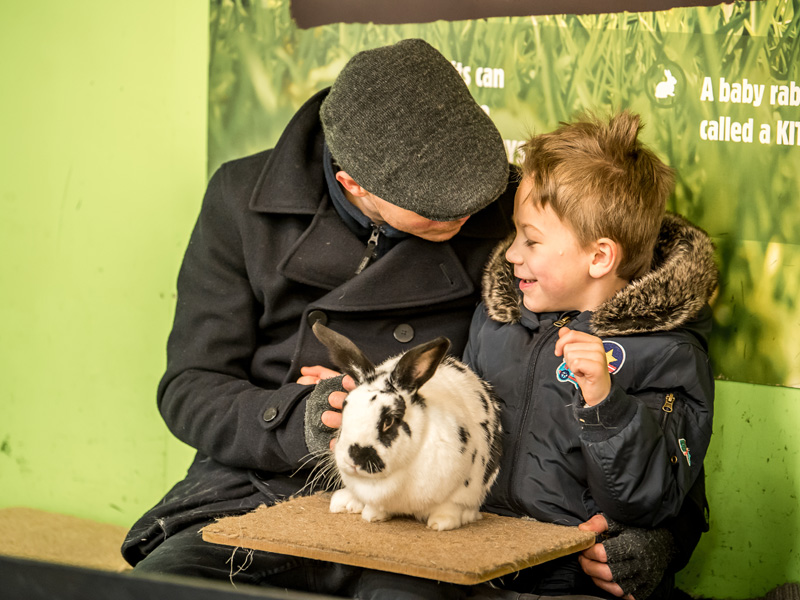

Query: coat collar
left=248, top=89, right=329, bottom=215
left=482, top=213, right=719, bottom=336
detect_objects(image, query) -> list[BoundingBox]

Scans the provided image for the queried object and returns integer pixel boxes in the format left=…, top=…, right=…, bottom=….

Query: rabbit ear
left=312, top=322, right=375, bottom=383
left=392, top=337, right=451, bottom=392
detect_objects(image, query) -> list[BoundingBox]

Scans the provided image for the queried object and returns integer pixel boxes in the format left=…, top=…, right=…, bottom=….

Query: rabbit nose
left=348, top=443, right=385, bottom=474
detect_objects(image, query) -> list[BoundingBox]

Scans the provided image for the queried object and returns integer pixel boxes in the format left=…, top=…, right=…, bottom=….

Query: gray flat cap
left=320, top=39, right=509, bottom=221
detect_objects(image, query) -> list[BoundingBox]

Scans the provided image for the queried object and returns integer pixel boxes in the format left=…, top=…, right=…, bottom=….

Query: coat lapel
left=314, top=235, right=475, bottom=311
left=277, top=195, right=475, bottom=308
left=276, top=195, right=366, bottom=289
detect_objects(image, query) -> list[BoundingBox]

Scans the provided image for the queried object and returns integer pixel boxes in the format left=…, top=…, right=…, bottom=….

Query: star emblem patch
left=556, top=340, right=626, bottom=387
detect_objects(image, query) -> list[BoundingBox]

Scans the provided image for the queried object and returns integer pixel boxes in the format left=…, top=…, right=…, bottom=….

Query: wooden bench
left=0, top=507, right=131, bottom=572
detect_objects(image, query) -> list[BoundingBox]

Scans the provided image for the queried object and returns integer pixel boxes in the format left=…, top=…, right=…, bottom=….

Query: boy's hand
left=554, top=328, right=611, bottom=406
left=578, top=515, right=634, bottom=599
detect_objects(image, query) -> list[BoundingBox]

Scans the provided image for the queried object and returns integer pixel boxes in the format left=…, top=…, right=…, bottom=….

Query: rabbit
left=310, top=322, right=503, bottom=531
left=655, top=69, right=678, bottom=98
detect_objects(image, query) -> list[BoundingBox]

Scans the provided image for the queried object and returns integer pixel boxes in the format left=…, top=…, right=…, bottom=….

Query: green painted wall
left=0, top=2, right=797, bottom=598
left=677, top=381, right=800, bottom=597
left=0, top=1, right=203, bottom=525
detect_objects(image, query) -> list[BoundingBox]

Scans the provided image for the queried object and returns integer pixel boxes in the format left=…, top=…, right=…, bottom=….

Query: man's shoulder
left=214, top=149, right=273, bottom=184
left=199, top=150, right=275, bottom=216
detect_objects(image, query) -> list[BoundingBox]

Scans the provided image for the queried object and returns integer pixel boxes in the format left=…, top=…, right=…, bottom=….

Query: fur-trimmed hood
left=482, top=213, right=719, bottom=336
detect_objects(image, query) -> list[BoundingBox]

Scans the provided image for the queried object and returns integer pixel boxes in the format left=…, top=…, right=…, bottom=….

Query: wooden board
left=201, top=492, right=596, bottom=585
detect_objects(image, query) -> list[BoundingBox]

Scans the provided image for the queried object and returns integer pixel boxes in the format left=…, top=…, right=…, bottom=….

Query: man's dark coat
left=122, top=90, right=514, bottom=564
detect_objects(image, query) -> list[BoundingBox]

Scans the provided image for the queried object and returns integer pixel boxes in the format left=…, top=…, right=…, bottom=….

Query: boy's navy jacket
left=464, top=213, right=718, bottom=528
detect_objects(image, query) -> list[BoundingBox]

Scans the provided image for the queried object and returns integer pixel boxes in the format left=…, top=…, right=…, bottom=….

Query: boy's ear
left=335, top=171, right=368, bottom=197
left=588, top=238, right=620, bottom=279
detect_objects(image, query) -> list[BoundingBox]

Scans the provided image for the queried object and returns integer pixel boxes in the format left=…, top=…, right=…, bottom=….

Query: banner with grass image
left=209, top=0, right=800, bottom=387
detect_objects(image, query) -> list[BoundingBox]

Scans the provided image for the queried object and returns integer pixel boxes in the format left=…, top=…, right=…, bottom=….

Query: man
left=122, top=39, right=698, bottom=599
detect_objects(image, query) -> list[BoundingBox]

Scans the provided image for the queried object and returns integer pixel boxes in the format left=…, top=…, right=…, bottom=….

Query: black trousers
left=131, top=522, right=613, bottom=600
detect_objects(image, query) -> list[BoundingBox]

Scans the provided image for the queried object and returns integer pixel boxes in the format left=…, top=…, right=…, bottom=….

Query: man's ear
left=335, top=171, right=368, bottom=198
left=588, top=238, right=620, bottom=279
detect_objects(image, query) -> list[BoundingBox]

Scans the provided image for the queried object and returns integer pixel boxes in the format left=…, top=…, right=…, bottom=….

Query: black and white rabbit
left=311, top=322, right=502, bottom=531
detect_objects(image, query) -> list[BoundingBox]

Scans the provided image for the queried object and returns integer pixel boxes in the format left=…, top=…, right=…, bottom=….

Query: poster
left=208, top=0, right=800, bottom=387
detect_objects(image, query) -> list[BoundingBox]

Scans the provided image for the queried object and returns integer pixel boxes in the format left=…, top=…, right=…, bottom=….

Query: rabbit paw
left=427, top=505, right=482, bottom=531
left=427, top=507, right=464, bottom=531
left=460, top=508, right=483, bottom=526
left=330, top=489, right=364, bottom=514
left=361, top=504, right=391, bottom=523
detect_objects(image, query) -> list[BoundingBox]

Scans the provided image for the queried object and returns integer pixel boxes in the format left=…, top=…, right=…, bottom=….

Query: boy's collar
left=519, top=307, right=589, bottom=331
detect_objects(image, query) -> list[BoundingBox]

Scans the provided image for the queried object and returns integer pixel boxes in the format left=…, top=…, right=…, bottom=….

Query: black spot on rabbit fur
left=483, top=437, right=501, bottom=485
left=377, top=397, right=410, bottom=448
left=348, top=443, right=385, bottom=474
left=444, top=357, right=467, bottom=373
left=458, top=426, right=470, bottom=444
left=482, top=412, right=503, bottom=486
left=458, top=426, right=470, bottom=454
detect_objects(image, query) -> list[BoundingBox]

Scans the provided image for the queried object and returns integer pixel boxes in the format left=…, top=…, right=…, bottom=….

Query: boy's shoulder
left=590, top=213, right=718, bottom=338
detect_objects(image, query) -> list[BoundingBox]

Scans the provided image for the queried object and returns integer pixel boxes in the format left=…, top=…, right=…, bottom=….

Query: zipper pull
left=553, top=314, right=574, bottom=328
left=662, top=393, right=675, bottom=413
left=355, top=225, right=381, bottom=275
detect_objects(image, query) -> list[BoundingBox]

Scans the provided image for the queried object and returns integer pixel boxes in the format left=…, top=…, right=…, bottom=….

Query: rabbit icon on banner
left=655, top=69, right=678, bottom=98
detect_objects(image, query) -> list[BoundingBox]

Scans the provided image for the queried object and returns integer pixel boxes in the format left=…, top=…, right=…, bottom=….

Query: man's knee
left=132, top=526, right=237, bottom=579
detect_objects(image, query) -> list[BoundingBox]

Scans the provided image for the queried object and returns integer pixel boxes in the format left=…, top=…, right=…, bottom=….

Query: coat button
left=307, top=310, right=328, bottom=328
left=263, top=407, right=279, bottom=422
left=393, top=324, right=415, bottom=343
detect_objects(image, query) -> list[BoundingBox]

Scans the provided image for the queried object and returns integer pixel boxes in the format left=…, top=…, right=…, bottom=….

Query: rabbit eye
left=381, top=416, right=395, bottom=432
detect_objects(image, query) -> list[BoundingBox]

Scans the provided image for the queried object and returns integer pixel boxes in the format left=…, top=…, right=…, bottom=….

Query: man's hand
left=554, top=328, right=611, bottom=406
left=300, top=367, right=356, bottom=451
left=298, top=365, right=343, bottom=385
left=578, top=515, right=632, bottom=599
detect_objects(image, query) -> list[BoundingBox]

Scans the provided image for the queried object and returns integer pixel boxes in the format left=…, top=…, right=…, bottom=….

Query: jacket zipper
left=508, top=312, right=575, bottom=515
left=661, top=392, right=675, bottom=429
left=661, top=392, right=680, bottom=464
left=355, top=225, right=382, bottom=275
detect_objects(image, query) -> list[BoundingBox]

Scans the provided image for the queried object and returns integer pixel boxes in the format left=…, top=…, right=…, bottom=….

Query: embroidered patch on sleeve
left=556, top=362, right=579, bottom=389
left=679, top=438, right=692, bottom=466
left=602, top=341, right=626, bottom=374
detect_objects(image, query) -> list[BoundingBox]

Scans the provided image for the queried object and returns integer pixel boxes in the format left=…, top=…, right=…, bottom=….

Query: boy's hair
left=517, top=111, right=674, bottom=281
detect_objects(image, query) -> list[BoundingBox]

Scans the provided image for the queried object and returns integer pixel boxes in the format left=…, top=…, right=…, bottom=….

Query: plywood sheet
left=201, top=493, right=595, bottom=585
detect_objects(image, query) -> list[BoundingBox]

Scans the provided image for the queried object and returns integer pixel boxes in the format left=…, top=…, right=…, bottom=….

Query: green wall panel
left=677, top=381, right=800, bottom=597
left=0, top=0, right=204, bottom=527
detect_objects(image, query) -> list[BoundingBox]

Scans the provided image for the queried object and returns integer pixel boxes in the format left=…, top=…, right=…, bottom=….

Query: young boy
left=463, top=111, right=718, bottom=596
